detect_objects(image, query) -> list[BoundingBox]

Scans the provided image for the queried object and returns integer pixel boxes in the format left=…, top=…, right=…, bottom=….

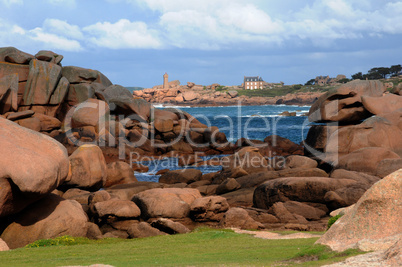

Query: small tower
left=163, top=72, right=169, bottom=89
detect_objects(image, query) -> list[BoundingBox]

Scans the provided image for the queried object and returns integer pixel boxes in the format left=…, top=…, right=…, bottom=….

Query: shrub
left=215, top=85, right=226, bottom=91
left=338, top=78, right=350, bottom=84
left=25, top=236, right=86, bottom=248
left=327, top=214, right=343, bottom=230
left=292, top=84, right=302, bottom=90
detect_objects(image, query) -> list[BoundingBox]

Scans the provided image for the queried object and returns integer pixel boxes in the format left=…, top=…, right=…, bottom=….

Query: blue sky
left=1, top=0, right=401, bottom=88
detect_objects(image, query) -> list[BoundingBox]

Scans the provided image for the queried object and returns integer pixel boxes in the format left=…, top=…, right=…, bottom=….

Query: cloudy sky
left=1, top=0, right=401, bottom=88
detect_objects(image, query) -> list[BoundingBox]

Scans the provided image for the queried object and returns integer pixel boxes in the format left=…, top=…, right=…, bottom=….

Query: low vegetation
left=327, top=214, right=343, bottom=230
left=0, top=228, right=364, bottom=267
left=236, top=84, right=334, bottom=98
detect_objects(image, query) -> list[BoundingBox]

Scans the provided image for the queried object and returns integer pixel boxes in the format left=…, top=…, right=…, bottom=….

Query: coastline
left=152, top=102, right=313, bottom=108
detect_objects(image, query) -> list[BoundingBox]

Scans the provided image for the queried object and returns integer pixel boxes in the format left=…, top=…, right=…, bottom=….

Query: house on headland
left=244, top=76, right=264, bottom=90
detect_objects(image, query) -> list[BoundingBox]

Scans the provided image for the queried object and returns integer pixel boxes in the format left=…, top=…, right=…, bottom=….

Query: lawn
left=0, top=229, right=363, bottom=266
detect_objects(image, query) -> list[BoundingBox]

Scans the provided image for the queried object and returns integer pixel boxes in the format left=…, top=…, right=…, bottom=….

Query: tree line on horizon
left=305, top=64, right=402, bottom=85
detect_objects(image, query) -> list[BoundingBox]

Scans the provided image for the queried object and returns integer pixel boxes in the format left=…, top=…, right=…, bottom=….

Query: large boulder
left=103, top=85, right=151, bottom=120
left=132, top=188, right=202, bottom=219
left=105, top=161, right=137, bottom=188
left=70, top=99, right=110, bottom=128
left=94, top=199, right=141, bottom=219
left=65, top=83, right=95, bottom=106
left=127, top=222, right=167, bottom=238
left=63, top=145, right=107, bottom=191
left=260, top=135, right=303, bottom=157
left=316, top=169, right=402, bottom=252
left=284, top=155, right=318, bottom=169
left=376, top=158, right=402, bottom=178
left=325, top=110, right=402, bottom=161
left=335, top=147, right=400, bottom=175
left=0, top=47, right=33, bottom=64
left=33, top=113, right=62, bottom=132
left=282, top=201, right=327, bottom=221
left=0, top=238, right=9, bottom=251
left=362, top=94, right=402, bottom=116
left=330, top=169, right=380, bottom=185
left=159, top=169, right=202, bottom=184
left=35, top=50, right=63, bottom=65
left=190, top=196, right=230, bottom=222
left=219, top=207, right=263, bottom=230
left=49, top=77, right=69, bottom=105
left=308, top=80, right=384, bottom=123
left=236, top=168, right=328, bottom=188
left=62, top=66, right=99, bottom=83
left=150, top=218, right=190, bottom=234
left=0, top=194, right=89, bottom=249
left=253, top=177, right=357, bottom=210
left=182, top=91, right=199, bottom=101
left=106, top=182, right=164, bottom=201
left=23, top=59, right=62, bottom=105
left=0, top=118, right=69, bottom=217
left=0, top=74, right=18, bottom=113
left=221, top=147, right=270, bottom=174
left=303, top=125, right=341, bottom=156
left=227, top=90, right=238, bottom=98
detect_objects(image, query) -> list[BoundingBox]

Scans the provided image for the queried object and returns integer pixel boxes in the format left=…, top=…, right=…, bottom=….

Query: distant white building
left=244, top=76, right=264, bottom=90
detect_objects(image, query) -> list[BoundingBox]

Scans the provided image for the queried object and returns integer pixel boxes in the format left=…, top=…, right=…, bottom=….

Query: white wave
left=152, top=104, right=165, bottom=108
left=241, top=115, right=278, bottom=118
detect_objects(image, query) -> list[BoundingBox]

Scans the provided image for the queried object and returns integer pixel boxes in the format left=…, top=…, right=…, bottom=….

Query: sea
left=136, top=104, right=312, bottom=182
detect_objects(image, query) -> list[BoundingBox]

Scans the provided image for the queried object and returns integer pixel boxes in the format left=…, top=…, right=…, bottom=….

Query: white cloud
left=83, top=19, right=161, bottom=49
left=219, top=4, right=283, bottom=35
left=1, top=0, right=402, bottom=52
left=134, top=0, right=402, bottom=49
left=158, top=2, right=285, bottom=49
left=43, top=19, right=83, bottom=39
left=0, top=17, right=82, bottom=52
left=29, top=27, right=82, bottom=51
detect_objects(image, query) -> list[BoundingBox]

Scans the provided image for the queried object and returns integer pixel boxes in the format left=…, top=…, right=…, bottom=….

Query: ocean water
left=136, top=104, right=312, bottom=182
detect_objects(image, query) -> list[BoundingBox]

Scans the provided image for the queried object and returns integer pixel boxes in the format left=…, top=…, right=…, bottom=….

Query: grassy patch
left=236, top=85, right=334, bottom=98
left=287, top=245, right=364, bottom=266
left=271, top=230, right=325, bottom=236
left=0, top=229, right=362, bottom=267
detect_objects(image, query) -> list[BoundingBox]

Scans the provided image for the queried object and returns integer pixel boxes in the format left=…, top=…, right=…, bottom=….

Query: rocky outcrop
left=105, top=161, right=137, bottom=188
left=316, top=169, right=402, bottom=252
left=324, top=110, right=402, bottom=164
left=190, top=196, right=230, bottom=222
left=309, top=80, right=384, bottom=123
left=361, top=93, right=402, bottom=115
left=253, top=177, right=357, bottom=210
left=219, top=207, right=263, bottom=230
left=150, top=218, right=190, bottom=234
left=63, top=144, right=107, bottom=191
left=134, top=83, right=323, bottom=107
left=132, top=188, right=202, bottom=219
left=94, top=199, right=141, bottom=219
left=0, top=117, right=69, bottom=217
left=220, top=147, right=271, bottom=174
left=0, top=239, right=9, bottom=251
left=159, top=169, right=202, bottom=184
left=0, top=194, right=89, bottom=249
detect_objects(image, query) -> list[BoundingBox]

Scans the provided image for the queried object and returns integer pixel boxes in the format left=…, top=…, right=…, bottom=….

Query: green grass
left=0, top=229, right=363, bottom=267
left=271, top=230, right=325, bottom=235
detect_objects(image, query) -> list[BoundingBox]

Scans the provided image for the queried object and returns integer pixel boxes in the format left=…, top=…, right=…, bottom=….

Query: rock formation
left=316, top=169, right=402, bottom=252
left=1, top=47, right=401, bottom=252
